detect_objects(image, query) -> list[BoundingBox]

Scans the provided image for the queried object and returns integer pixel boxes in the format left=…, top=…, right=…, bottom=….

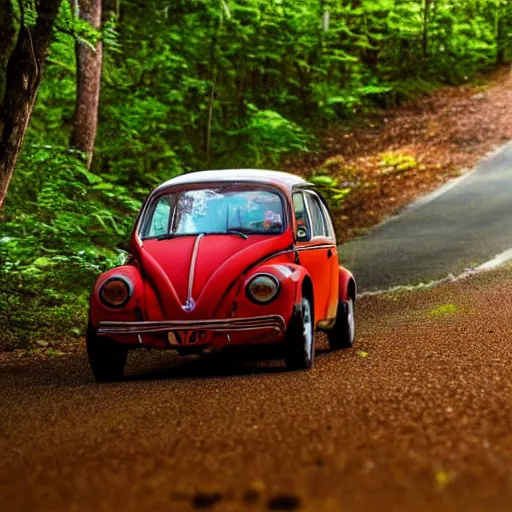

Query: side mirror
left=296, top=224, right=311, bottom=242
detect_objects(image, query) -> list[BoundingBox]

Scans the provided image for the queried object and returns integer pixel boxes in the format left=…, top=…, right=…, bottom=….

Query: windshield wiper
left=226, top=228, right=249, bottom=240
left=157, top=229, right=258, bottom=241
left=156, top=233, right=178, bottom=241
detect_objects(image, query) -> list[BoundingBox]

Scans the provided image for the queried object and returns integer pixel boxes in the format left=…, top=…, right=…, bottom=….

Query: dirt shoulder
left=288, top=67, right=512, bottom=241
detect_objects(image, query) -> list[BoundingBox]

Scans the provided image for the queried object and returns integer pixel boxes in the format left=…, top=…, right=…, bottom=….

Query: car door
left=293, top=190, right=337, bottom=324
left=318, top=197, right=340, bottom=320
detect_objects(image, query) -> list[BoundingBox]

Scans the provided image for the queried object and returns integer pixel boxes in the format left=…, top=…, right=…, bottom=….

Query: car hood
left=140, top=232, right=293, bottom=318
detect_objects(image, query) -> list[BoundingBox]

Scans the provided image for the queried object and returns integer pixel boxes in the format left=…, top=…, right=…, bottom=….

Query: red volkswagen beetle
left=87, top=170, right=357, bottom=381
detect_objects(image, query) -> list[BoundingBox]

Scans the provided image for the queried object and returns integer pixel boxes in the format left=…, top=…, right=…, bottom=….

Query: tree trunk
left=496, top=11, right=506, bottom=66
left=70, top=0, right=102, bottom=168
left=422, top=0, right=430, bottom=58
left=0, top=0, right=62, bottom=209
left=0, top=0, right=20, bottom=109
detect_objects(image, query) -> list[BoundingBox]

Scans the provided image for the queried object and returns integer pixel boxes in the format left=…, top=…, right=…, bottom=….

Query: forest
left=0, top=0, right=511, bottom=350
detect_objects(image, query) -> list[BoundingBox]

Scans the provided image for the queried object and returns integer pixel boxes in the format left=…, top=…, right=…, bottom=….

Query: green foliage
left=309, top=173, right=352, bottom=209
left=428, top=304, right=459, bottom=317
left=226, top=107, right=310, bottom=167
left=1, top=0, right=511, bottom=349
left=59, top=0, right=102, bottom=49
left=0, top=147, right=137, bottom=348
left=379, top=152, right=418, bottom=174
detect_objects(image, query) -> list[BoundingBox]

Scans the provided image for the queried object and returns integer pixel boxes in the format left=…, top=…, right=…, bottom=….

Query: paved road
left=340, top=142, right=512, bottom=292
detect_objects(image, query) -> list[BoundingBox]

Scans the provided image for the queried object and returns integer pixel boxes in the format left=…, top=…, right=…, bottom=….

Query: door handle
left=327, top=249, right=332, bottom=258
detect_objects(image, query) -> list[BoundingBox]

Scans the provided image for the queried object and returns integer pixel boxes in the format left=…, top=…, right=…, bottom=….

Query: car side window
left=305, top=193, right=327, bottom=238
left=293, top=192, right=310, bottom=237
left=319, top=200, right=336, bottom=241
left=147, top=196, right=173, bottom=237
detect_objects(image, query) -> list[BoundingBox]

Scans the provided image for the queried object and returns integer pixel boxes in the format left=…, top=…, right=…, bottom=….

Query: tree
left=0, top=0, right=62, bottom=208
left=496, top=0, right=512, bottom=65
left=422, top=0, right=434, bottom=58
left=69, top=0, right=102, bottom=168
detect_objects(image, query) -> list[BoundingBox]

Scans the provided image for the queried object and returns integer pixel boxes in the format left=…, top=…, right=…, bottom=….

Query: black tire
left=285, top=296, right=315, bottom=370
left=86, top=323, right=128, bottom=382
left=328, top=298, right=355, bottom=350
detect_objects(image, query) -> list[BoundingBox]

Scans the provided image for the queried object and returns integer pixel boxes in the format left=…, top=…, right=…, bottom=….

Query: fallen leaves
left=45, top=348, right=66, bottom=357
left=288, top=67, right=512, bottom=242
left=7, top=344, right=68, bottom=359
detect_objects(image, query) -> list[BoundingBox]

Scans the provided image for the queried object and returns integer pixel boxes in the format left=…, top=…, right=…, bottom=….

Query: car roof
left=154, top=169, right=310, bottom=192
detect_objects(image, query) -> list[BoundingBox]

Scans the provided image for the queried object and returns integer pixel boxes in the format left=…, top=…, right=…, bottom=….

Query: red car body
left=87, top=169, right=357, bottom=380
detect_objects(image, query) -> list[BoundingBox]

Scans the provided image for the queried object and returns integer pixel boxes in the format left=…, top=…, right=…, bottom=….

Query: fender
left=89, top=264, right=146, bottom=328
left=247, top=263, right=311, bottom=307
left=289, top=264, right=318, bottom=323
left=338, top=266, right=357, bottom=302
left=256, top=263, right=314, bottom=323
left=220, top=262, right=313, bottom=326
left=287, top=264, right=313, bottom=305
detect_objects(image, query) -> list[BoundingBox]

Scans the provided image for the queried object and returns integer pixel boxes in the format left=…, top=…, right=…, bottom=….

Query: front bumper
left=97, top=315, right=286, bottom=337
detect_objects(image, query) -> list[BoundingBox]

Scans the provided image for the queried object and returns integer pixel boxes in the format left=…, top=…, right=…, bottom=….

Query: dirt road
left=2, top=266, right=512, bottom=511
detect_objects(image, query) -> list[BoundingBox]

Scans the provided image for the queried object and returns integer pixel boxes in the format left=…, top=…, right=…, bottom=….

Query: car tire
left=86, top=322, right=128, bottom=382
left=285, top=296, right=315, bottom=370
left=328, top=298, right=355, bottom=350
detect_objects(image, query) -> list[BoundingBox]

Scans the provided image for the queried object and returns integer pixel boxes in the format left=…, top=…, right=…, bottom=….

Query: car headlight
left=246, top=274, right=280, bottom=304
left=99, top=276, right=133, bottom=308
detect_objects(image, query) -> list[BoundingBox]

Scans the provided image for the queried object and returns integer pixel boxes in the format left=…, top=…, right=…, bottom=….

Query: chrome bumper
left=97, top=315, right=286, bottom=336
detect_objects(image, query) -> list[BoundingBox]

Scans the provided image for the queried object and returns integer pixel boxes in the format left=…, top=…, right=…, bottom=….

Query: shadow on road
left=125, top=352, right=287, bottom=382
left=0, top=340, right=335, bottom=388
left=125, top=344, right=332, bottom=382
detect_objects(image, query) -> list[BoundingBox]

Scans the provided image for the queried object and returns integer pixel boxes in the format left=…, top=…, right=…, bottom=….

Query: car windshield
left=143, top=186, right=284, bottom=239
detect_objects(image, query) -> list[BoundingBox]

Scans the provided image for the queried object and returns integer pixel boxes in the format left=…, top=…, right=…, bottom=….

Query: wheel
left=285, top=296, right=315, bottom=370
left=86, top=322, right=128, bottom=382
left=328, top=298, right=355, bottom=350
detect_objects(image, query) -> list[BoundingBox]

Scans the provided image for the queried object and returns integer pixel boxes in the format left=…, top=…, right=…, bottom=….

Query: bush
left=0, top=148, right=134, bottom=349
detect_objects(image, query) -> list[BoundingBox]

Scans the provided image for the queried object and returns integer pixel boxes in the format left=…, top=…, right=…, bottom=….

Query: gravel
left=2, top=266, right=512, bottom=511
